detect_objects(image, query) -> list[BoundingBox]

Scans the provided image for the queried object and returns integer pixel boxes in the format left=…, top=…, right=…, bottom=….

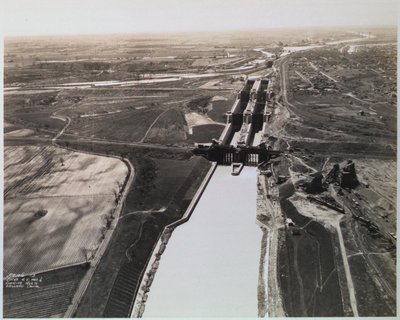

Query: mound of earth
left=324, top=160, right=359, bottom=188
left=304, top=172, right=325, bottom=193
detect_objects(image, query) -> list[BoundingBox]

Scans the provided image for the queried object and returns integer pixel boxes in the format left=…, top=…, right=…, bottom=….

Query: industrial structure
left=193, top=78, right=282, bottom=166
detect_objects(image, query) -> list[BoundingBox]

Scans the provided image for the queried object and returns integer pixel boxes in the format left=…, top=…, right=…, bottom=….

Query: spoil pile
left=324, top=160, right=359, bottom=188
left=304, top=172, right=324, bottom=193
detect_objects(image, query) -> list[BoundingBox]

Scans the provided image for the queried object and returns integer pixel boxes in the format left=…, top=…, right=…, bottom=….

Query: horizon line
left=3, top=24, right=397, bottom=39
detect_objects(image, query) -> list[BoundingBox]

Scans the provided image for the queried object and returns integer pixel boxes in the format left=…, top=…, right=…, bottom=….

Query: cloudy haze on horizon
left=3, top=0, right=398, bottom=36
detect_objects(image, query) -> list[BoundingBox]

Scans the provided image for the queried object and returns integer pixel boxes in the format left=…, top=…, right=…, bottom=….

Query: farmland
left=4, top=30, right=305, bottom=148
left=4, top=145, right=128, bottom=274
left=3, top=265, right=87, bottom=318
left=67, top=107, right=164, bottom=142
left=61, top=141, right=212, bottom=317
left=143, top=108, right=188, bottom=144
left=191, top=124, right=225, bottom=143
left=3, top=26, right=397, bottom=318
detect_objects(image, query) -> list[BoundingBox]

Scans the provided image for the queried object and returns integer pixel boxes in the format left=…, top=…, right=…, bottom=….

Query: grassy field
left=4, top=145, right=128, bottom=274
left=4, top=31, right=328, bottom=86
left=4, top=92, right=64, bottom=133
left=277, top=179, right=344, bottom=317
left=5, top=86, right=233, bottom=146
left=66, top=107, right=164, bottom=142
left=340, top=218, right=396, bottom=316
left=3, top=28, right=396, bottom=318
left=190, top=124, right=225, bottom=143
left=143, top=108, right=188, bottom=145
left=207, top=96, right=236, bottom=122
left=57, top=140, right=213, bottom=317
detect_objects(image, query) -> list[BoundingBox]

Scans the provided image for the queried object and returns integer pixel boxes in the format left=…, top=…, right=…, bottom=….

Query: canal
left=143, top=166, right=261, bottom=317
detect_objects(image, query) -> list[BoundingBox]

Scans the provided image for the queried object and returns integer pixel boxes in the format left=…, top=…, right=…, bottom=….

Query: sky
left=2, top=0, right=398, bottom=36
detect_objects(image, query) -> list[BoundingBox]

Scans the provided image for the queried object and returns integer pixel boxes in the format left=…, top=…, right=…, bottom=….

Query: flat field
left=283, top=44, right=396, bottom=147
left=4, top=145, right=128, bottom=274
left=3, top=265, right=87, bottom=318
left=191, top=124, right=225, bottom=143
left=67, top=141, right=212, bottom=317
left=3, top=28, right=396, bottom=317
left=3, top=33, right=274, bottom=147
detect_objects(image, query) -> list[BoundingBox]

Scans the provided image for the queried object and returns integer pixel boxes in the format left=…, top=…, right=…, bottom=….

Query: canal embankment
left=140, top=166, right=260, bottom=317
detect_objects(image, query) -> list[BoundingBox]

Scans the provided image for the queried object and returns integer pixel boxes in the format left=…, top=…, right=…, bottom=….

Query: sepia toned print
left=2, top=0, right=397, bottom=318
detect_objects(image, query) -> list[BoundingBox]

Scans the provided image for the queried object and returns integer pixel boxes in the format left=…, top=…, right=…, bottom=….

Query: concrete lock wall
left=130, top=162, right=218, bottom=318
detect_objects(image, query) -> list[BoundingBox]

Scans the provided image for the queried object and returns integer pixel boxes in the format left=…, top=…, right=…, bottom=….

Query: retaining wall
left=130, top=162, right=218, bottom=317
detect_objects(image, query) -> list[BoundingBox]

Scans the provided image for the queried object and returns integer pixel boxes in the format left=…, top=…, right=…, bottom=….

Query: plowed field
left=4, top=145, right=128, bottom=274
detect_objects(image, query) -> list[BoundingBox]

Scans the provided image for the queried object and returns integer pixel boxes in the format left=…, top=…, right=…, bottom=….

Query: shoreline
left=130, top=161, right=217, bottom=317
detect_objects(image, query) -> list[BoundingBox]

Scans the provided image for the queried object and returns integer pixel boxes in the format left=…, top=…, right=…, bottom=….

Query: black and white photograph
left=1, top=0, right=398, bottom=318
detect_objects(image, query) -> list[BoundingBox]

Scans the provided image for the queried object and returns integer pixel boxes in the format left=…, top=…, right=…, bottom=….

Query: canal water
left=143, top=166, right=261, bottom=317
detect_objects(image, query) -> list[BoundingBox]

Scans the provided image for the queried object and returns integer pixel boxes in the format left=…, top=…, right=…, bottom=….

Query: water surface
left=144, top=166, right=260, bottom=317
